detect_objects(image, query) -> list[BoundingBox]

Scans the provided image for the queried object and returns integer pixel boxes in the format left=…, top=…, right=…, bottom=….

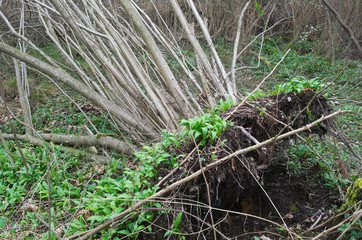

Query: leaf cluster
left=272, top=76, right=325, bottom=94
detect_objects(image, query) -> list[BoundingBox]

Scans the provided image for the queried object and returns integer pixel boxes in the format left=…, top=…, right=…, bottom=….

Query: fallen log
left=1, top=133, right=138, bottom=155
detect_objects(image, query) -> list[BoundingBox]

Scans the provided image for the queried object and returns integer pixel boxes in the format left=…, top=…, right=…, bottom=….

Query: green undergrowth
left=247, top=75, right=326, bottom=101
left=286, top=138, right=362, bottom=239
left=0, top=37, right=360, bottom=239
left=287, top=139, right=360, bottom=186
left=0, top=96, right=119, bottom=135
left=0, top=100, right=233, bottom=239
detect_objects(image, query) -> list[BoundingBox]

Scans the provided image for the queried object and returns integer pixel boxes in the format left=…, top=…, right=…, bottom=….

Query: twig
left=224, top=49, right=291, bottom=121
left=301, top=202, right=360, bottom=235
left=0, top=130, right=15, bottom=166
left=330, top=124, right=362, bottom=161
left=236, top=126, right=267, bottom=159
left=236, top=126, right=260, bottom=144
left=72, top=110, right=348, bottom=240
left=310, top=213, right=323, bottom=229
left=47, top=162, right=51, bottom=240
left=336, top=210, right=362, bottom=240
left=157, top=146, right=198, bottom=187
left=33, top=213, right=61, bottom=239
left=311, top=210, right=361, bottom=240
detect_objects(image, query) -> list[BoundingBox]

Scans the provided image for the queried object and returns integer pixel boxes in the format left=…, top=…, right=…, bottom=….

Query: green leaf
left=170, top=137, right=180, bottom=149
left=211, top=131, right=217, bottom=141
left=0, top=217, right=5, bottom=228
left=180, top=119, right=190, bottom=129
left=193, top=131, right=201, bottom=140
left=164, top=230, right=170, bottom=237
left=201, top=127, right=208, bottom=139
left=87, top=215, right=104, bottom=225
left=174, top=212, right=182, bottom=229
left=119, top=229, right=131, bottom=235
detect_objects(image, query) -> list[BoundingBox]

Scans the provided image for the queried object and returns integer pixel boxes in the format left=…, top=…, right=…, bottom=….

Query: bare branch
left=231, top=1, right=251, bottom=94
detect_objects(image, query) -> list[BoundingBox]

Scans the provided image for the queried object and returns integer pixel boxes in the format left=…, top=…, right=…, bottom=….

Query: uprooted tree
left=0, top=0, right=254, bottom=150
left=1, top=0, right=360, bottom=151
left=0, top=0, right=358, bottom=239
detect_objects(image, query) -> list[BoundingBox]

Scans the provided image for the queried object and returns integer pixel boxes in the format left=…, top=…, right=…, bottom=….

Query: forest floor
left=0, top=38, right=361, bottom=239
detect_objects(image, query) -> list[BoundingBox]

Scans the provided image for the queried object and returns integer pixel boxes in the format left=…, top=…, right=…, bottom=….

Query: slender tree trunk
left=14, top=0, right=33, bottom=135
left=186, top=0, right=235, bottom=102
left=13, top=58, right=33, bottom=135
left=169, top=0, right=227, bottom=101
left=119, top=0, right=192, bottom=119
left=231, top=1, right=251, bottom=94
left=0, top=42, right=158, bottom=138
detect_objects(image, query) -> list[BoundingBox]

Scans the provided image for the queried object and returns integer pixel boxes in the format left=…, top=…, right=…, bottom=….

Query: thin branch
left=33, top=213, right=61, bottom=240
left=186, top=0, right=235, bottom=101
left=225, top=49, right=291, bottom=121
left=336, top=210, right=362, bottom=240
left=231, top=1, right=251, bottom=93
left=47, top=162, right=51, bottom=240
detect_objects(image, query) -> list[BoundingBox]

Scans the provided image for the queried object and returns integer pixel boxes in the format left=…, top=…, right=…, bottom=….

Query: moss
left=289, top=205, right=299, bottom=212
left=339, top=178, right=362, bottom=212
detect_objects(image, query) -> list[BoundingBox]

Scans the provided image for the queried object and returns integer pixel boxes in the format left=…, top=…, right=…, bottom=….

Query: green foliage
left=176, top=97, right=233, bottom=147
left=0, top=143, right=87, bottom=238
left=245, top=75, right=324, bottom=101
left=0, top=89, right=235, bottom=239
left=338, top=217, right=362, bottom=240
left=254, top=1, right=264, bottom=16
left=287, top=141, right=353, bottom=190
left=0, top=96, right=119, bottom=135
left=164, top=212, right=185, bottom=239
left=212, top=97, right=234, bottom=113
left=1, top=36, right=360, bottom=239
left=247, top=38, right=360, bottom=102
left=179, top=113, right=232, bottom=147
left=247, top=89, right=267, bottom=100
left=272, top=76, right=325, bottom=94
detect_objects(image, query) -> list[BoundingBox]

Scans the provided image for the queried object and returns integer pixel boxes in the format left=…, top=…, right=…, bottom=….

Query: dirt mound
left=148, top=90, right=337, bottom=239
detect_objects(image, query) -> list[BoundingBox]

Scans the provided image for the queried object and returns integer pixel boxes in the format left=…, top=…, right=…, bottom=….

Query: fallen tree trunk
left=70, top=109, right=349, bottom=240
left=1, top=133, right=138, bottom=155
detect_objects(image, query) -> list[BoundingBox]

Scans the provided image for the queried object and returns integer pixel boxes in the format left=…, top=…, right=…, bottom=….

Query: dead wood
left=1, top=133, right=138, bottom=155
